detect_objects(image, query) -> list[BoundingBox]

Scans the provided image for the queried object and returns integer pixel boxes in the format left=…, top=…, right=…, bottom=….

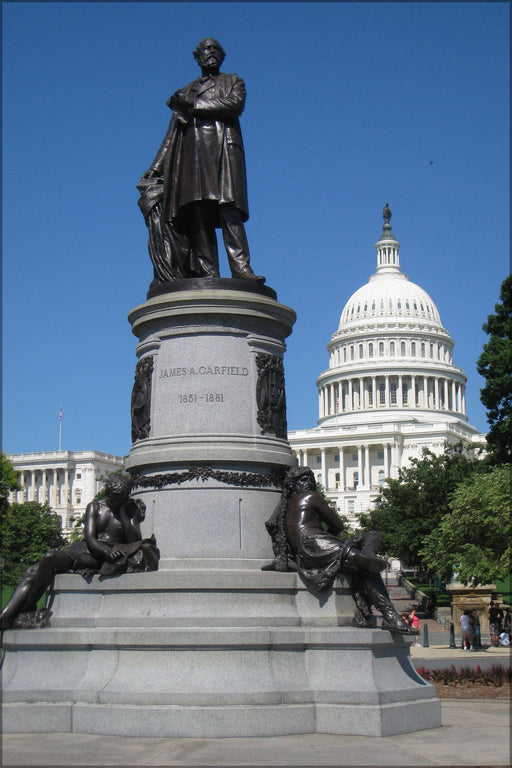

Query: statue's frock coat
left=151, top=72, right=249, bottom=226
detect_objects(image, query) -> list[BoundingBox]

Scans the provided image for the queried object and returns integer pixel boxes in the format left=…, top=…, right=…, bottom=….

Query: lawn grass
left=408, top=579, right=451, bottom=607
left=1, top=584, right=47, bottom=610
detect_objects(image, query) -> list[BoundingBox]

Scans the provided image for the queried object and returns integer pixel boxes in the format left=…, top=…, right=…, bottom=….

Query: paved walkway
left=2, top=700, right=510, bottom=766
left=384, top=575, right=512, bottom=668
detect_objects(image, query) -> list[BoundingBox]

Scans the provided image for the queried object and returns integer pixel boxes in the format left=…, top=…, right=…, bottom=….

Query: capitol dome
left=287, top=204, right=483, bottom=523
left=340, top=272, right=442, bottom=329
left=339, top=204, right=443, bottom=330
left=325, top=205, right=457, bottom=392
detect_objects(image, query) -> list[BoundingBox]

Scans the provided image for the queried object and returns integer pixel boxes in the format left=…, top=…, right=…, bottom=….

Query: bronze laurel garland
left=129, top=465, right=285, bottom=490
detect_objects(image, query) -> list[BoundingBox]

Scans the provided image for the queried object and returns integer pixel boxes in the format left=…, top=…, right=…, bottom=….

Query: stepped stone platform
left=2, top=565, right=441, bottom=738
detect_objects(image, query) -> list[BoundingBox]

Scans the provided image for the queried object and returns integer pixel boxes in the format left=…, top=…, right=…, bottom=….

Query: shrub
left=416, top=664, right=511, bottom=687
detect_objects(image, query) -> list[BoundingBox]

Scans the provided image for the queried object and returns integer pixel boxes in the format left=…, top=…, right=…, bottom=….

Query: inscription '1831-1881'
left=159, top=366, right=249, bottom=378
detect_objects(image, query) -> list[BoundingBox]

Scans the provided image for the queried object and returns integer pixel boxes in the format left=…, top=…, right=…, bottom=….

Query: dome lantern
left=375, top=202, right=401, bottom=273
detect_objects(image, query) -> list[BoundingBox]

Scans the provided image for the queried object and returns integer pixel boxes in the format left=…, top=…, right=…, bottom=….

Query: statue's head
left=193, top=38, right=226, bottom=70
left=284, top=466, right=316, bottom=495
left=104, top=473, right=131, bottom=504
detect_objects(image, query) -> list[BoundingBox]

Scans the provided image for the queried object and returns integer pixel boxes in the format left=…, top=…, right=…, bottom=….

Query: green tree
left=420, top=465, right=512, bottom=585
left=0, top=501, right=66, bottom=586
left=0, top=454, right=19, bottom=516
left=477, top=274, right=512, bottom=464
left=358, top=444, right=484, bottom=567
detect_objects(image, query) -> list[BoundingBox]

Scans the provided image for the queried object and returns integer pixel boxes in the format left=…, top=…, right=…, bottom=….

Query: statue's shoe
left=382, top=617, right=420, bottom=635
left=236, top=270, right=266, bottom=284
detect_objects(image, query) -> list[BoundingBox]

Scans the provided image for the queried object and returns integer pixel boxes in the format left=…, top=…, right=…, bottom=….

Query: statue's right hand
left=107, top=547, right=124, bottom=563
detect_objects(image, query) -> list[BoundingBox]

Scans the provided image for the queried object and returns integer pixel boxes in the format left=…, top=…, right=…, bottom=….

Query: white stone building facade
left=288, top=206, right=484, bottom=524
left=7, top=450, right=125, bottom=535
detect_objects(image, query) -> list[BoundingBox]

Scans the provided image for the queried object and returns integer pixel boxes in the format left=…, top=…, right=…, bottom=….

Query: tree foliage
left=0, top=454, right=19, bottom=517
left=0, top=501, right=66, bottom=586
left=477, top=274, right=512, bottom=464
left=358, top=444, right=484, bottom=567
left=421, top=465, right=512, bottom=585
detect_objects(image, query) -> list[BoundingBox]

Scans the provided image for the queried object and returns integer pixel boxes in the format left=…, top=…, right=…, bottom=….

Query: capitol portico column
left=385, top=375, right=390, bottom=407
left=321, top=448, right=327, bottom=489
left=64, top=470, right=70, bottom=511
left=364, top=444, right=370, bottom=487
left=435, top=378, right=440, bottom=409
left=18, top=471, right=25, bottom=503
left=398, top=375, right=403, bottom=407
left=461, top=385, right=466, bottom=415
left=303, top=450, right=308, bottom=467
left=383, top=443, right=390, bottom=480
left=411, top=375, right=416, bottom=407
left=389, top=444, right=396, bottom=479
left=451, top=380, right=456, bottom=411
left=359, top=379, right=363, bottom=410
left=357, top=446, right=363, bottom=488
left=319, top=389, right=323, bottom=418
left=372, top=376, right=377, bottom=408
left=444, top=379, right=449, bottom=410
left=348, top=379, right=353, bottom=412
left=42, top=470, right=47, bottom=503
left=52, top=469, right=58, bottom=506
left=30, top=471, right=36, bottom=501
left=396, top=440, right=404, bottom=471
left=338, top=447, right=345, bottom=490
left=423, top=376, right=428, bottom=408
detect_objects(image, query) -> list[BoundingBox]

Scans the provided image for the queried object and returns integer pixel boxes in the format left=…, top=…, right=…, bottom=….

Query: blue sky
left=2, top=2, right=510, bottom=457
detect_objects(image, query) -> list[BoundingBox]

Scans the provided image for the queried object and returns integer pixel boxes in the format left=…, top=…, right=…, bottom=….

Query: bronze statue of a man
left=264, top=467, right=418, bottom=635
left=140, top=38, right=264, bottom=284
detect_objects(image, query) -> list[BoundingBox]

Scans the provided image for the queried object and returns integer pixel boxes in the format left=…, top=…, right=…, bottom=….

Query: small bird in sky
left=429, top=160, right=434, bottom=165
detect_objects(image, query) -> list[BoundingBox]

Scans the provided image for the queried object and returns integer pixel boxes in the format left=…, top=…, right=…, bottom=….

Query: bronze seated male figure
left=0, top=474, right=159, bottom=631
left=263, top=466, right=418, bottom=635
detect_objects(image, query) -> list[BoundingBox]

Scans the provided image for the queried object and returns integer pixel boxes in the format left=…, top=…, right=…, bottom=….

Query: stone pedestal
left=126, top=282, right=296, bottom=565
left=1, top=282, right=441, bottom=737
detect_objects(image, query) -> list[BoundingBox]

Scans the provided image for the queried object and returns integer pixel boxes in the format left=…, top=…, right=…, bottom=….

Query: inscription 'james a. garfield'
left=159, top=366, right=249, bottom=378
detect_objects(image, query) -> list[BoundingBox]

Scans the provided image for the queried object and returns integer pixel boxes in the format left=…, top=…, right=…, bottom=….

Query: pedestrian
left=425, top=591, right=437, bottom=618
left=488, top=601, right=503, bottom=647
left=460, top=610, right=473, bottom=650
left=471, top=610, right=482, bottom=648
left=408, top=608, right=420, bottom=632
left=503, top=607, right=511, bottom=640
